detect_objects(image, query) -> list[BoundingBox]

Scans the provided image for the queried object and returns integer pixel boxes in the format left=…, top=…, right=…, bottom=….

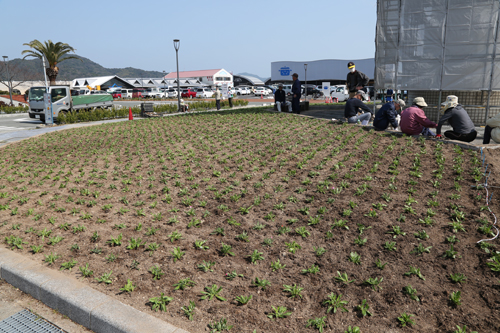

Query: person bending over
left=344, top=90, right=372, bottom=125
left=436, top=95, right=476, bottom=142
left=373, top=99, right=405, bottom=131
left=400, top=97, right=437, bottom=136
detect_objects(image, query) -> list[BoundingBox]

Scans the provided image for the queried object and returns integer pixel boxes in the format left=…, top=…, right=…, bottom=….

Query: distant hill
left=7, top=55, right=164, bottom=81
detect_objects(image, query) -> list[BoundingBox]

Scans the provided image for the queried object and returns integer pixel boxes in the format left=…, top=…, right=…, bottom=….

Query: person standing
left=215, top=86, right=221, bottom=110
left=291, top=73, right=301, bottom=114
left=373, top=99, right=405, bottom=130
left=435, top=95, right=477, bottom=142
left=344, top=90, right=373, bottom=125
left=228, top=86, right=233, bottom=108
left=400, top=97, right=437, bottom=136
left=275, top=83, right=291, bottom=112
left=346, top=61, right=369, bottom=98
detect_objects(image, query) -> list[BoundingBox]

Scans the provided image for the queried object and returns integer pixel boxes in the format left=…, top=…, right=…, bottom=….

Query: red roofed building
left=165, top=69, right=232, bottom=87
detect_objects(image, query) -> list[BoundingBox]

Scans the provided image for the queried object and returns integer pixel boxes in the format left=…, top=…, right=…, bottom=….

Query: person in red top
left=400, top=97, right=437, bottom=136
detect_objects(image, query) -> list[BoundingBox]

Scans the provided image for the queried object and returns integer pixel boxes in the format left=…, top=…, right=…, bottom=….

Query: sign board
left=222, top=83, right=228, bottom=99
left=322, top=82, right=330, bottom=98
left=43, top=92, right=53, bottom=125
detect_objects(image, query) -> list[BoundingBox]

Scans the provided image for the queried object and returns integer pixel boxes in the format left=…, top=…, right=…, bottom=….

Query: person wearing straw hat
left=435, top=95, right=477, bottom=142
left=346, top=61, right=369, bottom=99
left=400, top=97, right=437, bottom=136
left=483, top=112, right=500, bottom=144
left=373, top=98, right=405, bottom=131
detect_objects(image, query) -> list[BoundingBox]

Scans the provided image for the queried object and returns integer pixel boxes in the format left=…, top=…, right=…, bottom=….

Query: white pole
left=42, top=57, right=49, bottom=92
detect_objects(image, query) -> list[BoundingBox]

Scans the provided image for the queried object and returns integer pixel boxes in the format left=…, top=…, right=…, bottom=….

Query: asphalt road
left=0, top=98, right=273, bottom=135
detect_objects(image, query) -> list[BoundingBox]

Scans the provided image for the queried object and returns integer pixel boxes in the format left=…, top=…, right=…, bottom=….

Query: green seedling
left=120, top=279, right=136, bottom=293
left=200, top=284, right=226, bottom=301
left=449, top=290, right=462, bottom=307
left=387, top=225, right=406, bottom=238
left=181, top=301, right=196, bottom=321
left=364, top=277, right=383, bottom=291
left=323, top=292, right=348, bottom=313
left=449, top=273, right=467, bottom=284
left=198, top=260, right=216, bottom=272
left=405, top=266, right=425, bottom=280
left=267, top=306, right=292, bottom=319
left=171, top=247, right=185, bottom=262
left=398, top=313, right=415, bottom=327
left=173, top=278, right=196, bottom=290
left=271, top=259, right=286, bottom=271
left=95, top=271, right=113, bottom=284
left=149, top=265, right=164, bottom=280
left=306, top=316, right=327, bottom=333
left=356, top=299, right=372, bottom=317
left=208, top=318, right=233, bottom=332
left=149, top=293, right=173, bottom=312
left=403, top=285, right=419, bottom=301
left=335, top=271, right=355, bottom=284
left=194, top=239, right=209, bottom=250
left=411, top=243, right=432, bottom=255
left=234, top=295, right=253, bottom=305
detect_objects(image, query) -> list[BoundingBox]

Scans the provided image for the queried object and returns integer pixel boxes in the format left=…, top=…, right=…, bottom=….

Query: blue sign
left=279, top=66, right=291, bottom=76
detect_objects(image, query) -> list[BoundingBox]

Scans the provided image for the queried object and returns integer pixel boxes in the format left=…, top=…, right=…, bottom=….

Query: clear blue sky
left=1, top=0, right=377, bottom=78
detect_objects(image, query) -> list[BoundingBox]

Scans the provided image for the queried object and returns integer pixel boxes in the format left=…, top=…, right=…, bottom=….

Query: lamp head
left=173, top=39, right=180, bottom=50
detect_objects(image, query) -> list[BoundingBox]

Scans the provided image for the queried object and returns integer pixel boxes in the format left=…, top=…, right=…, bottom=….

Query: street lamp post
left=304, top=63, right=308, bottom=102
left=173, top=39, right=181, bottom=112
left=2, top=56, right=13, bottom=105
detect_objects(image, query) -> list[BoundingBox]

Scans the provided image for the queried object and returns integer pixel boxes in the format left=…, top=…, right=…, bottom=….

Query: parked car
left=132, top=88, right=146, bottom=98
left=167, top=88, right=178, bottom=98
left=181, top=88, right=197, bottom=98
left=111, top=90, right=122, bottom=99
left=330, top=85, right=349, bottom=102
left=303, top=85, right=323, bottom=97
left=264, top=85, right=276, bottom=94
left=282, top=84, right=293, bottom=96
left=254, top=87, right=270, bottom=96
left=196, top=87, right=214, bottom=98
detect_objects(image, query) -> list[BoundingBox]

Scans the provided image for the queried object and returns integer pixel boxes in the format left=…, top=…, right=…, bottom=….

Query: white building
left=165, top=69, right=233, bottom=88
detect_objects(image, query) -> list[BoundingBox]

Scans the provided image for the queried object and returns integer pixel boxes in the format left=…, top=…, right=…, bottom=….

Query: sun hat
left=441, top=95, right=458, bottom=109
left=278, top=83, right=283, bottom=87
left=413, top=97, right=428, bottom=107
left=395, top=99, right=406, bottom=107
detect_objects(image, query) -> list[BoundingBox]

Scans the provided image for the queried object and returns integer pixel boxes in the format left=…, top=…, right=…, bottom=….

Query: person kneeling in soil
left=344, top=90, right=373, bottom=125
left=435, top=95, right=477, bottom=142
left=400, top=97, right=437, bottom=136
left=373, top=99, right=405, bottom=131
left=483, top=112, right=500, bottom=144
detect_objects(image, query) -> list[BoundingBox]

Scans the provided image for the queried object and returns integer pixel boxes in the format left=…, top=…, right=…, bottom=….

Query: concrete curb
left=0, top=246, right=189, bottom=333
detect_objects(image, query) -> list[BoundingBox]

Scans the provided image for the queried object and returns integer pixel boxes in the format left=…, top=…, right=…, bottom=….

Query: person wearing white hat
left=180, top=99, right=189, bottom=112
left=373, top=98, right=406, bottom=130
left=436, top=95, right=477, bottom=142
left=400, top=97, right=437, bottom=136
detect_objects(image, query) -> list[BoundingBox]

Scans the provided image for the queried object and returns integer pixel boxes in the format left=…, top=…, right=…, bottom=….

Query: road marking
left=13, top=118, right=41, bottom=122
left=0, top=126, right=28, bottom=130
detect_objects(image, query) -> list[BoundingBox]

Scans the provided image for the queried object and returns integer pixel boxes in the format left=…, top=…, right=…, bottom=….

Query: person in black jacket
left=373, top=99, right=405, bottom=130
left=436, top=95, right=477, bottom=142
left=344, top=90, right=373, bottom=125
left=291, top=73, right=301, bottom=113
left=346, top=61, right=369, bottom=98
left=274, top=84, right=291, bottom=112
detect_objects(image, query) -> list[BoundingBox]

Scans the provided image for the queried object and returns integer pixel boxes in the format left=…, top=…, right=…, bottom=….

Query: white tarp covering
left=375, top=0, right=500, bottom=91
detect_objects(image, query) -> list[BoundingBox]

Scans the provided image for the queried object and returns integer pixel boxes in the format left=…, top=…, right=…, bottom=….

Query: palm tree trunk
left=46, top=67, right=58, bottom=86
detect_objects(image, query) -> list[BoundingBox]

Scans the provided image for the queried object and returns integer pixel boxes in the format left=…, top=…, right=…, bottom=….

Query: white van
left=121, top=89, right=133, bottom=98
left=330, top=85, right=349, bottom=102
left=282, top=84, right=293, bottom=96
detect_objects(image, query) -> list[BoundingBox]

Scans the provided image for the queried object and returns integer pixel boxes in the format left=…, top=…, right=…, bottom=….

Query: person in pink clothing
left=400, top=97, right=437, bottom=136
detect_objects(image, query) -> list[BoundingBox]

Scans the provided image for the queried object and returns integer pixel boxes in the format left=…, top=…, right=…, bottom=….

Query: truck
left=28, top=86, right=114, bottom=122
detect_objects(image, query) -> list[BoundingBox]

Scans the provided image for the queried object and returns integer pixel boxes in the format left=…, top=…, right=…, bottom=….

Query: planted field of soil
left=0, top=109, right=499, bottom=333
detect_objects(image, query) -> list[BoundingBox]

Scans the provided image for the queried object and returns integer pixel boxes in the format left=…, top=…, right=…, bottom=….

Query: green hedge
left=0, top=105, right=30, bottom=114
left=57, top=99, right=249, bottom=124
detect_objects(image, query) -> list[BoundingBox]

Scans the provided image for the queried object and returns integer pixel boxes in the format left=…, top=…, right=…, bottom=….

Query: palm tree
left=22, top=40, right=80, bottom=85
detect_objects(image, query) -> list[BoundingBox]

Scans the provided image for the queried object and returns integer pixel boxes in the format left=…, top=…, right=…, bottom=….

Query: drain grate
left=0, top=309, right=65, bottom=333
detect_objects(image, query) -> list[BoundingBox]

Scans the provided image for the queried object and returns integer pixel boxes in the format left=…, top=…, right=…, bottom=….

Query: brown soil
left=0, top=109, right=499, bottom=333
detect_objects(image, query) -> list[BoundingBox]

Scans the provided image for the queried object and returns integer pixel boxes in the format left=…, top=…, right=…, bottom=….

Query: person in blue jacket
left=373, top=99, right=405, bottom=130
left=344, top=90, right=373, bottom=125
left=291, top=73, right=301, bottom=113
